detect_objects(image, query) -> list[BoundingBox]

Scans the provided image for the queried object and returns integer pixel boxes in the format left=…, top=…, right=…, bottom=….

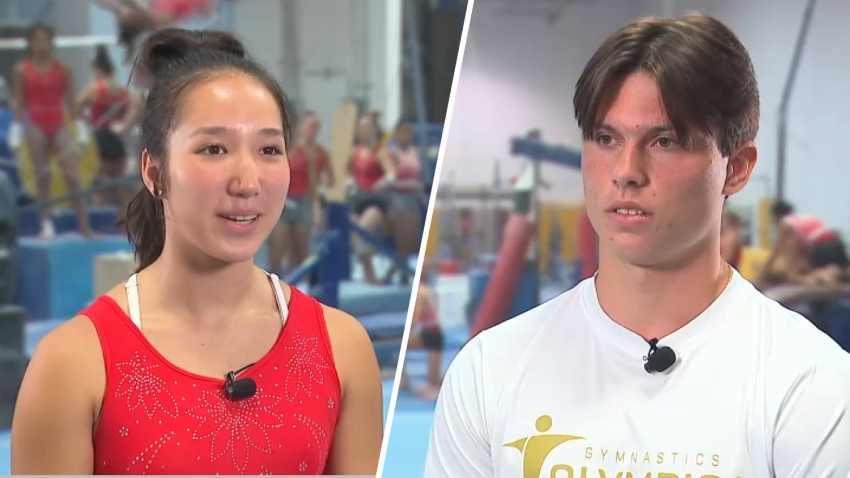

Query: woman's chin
left=210, top=242, right=265, bottom=267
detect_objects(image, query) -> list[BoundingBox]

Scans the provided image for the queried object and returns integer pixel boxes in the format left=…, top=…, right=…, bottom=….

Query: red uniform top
left=83, top=275, right=341, bottom=475
left=417, top=289, right=440, bottom=332
left=784, top=214, right=837, bottom=246
left=350, top=147, right=384, bottom=192
left=151, top=0, right=214, bottom=22
left=22, top=59, right=66, bottom=136
left=288, top=145, right=330, bottom=198
left=89, top=81, right=130, bottom=129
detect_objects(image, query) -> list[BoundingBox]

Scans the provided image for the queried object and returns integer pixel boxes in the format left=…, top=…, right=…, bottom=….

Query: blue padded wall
left=16, top=235, right=132, bottom=321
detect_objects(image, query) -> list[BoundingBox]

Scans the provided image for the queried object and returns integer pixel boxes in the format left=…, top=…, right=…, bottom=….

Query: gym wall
left=438, top=0, right=850, bottom=239
left=234, top=0, right=400, bottom=148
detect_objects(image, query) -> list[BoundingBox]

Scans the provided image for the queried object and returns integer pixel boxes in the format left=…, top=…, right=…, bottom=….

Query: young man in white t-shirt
left=424, top=13, right=850, bottom=478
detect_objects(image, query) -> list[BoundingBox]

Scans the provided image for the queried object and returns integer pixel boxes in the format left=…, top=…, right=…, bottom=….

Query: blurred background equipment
left=0, top=0, right=468, bottom=471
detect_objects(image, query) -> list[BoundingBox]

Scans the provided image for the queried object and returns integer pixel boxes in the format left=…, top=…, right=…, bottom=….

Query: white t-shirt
left=424, top=271, right=850, bottom=478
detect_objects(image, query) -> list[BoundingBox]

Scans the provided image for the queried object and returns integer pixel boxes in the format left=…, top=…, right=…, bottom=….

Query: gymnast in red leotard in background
left=347, top=114, right=391, bottom=284
left=77, top=46, right=142, bottom=210
left=399, top=259, right=444, bottom=401
left=92, top=0, right=216, bottom=62
left=10, top=24, right=95, bottom=238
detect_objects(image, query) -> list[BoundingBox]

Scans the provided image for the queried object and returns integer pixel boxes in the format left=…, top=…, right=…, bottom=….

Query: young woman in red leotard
left=348, top=114, right=392, bottom=284
left=382, top=119, right=425, bottom=285
left=11, top=28, right=383, bottom=475
left=11, top=24, right=95, bottom=238
left=399, top=260, right=444, bottom=401
left=77, top=46, right=141, bottom=210
left=268, top=111, right=334, bottom=276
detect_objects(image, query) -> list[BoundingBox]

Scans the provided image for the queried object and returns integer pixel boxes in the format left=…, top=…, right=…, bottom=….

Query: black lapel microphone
left=644, top=338, right=677, bottom=374
left=224, top=363, right=258, bottom=400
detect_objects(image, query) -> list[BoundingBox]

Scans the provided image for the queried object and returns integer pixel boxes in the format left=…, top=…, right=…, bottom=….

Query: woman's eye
left=203, top=145, right=226, bottom=155
left=261, top=146, right=283, bottom=155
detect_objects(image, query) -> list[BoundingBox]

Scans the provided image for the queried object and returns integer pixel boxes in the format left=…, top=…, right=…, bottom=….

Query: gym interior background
left=382, top=0, right=850, bottom=476
left=0, top=0, right=466, bottom=473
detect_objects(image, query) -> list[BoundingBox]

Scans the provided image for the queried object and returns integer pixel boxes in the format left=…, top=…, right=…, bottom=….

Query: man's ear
left=723, top=141, right=758, bottom=197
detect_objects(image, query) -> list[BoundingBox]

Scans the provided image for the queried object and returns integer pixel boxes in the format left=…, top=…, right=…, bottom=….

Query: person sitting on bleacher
left=759, top=200, right=850, bottom=287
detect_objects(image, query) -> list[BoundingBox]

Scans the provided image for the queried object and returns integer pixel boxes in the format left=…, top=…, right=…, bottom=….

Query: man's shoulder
left=476, top=282, right=584, bottom=348
left=449, top=283, right=584, bottom=375
left=750, top=289, right=850, bottom=378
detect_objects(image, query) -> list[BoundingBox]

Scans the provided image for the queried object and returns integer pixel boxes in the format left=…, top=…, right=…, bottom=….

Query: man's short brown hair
left=573, top=13, right=760, bottom=157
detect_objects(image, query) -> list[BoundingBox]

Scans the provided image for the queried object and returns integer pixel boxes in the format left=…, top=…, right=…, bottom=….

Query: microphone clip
left=224, top=371, right=240, bottom=398
left=644, top=338, right=677, bottom=374
left=223, top=363, right=258, bottom=401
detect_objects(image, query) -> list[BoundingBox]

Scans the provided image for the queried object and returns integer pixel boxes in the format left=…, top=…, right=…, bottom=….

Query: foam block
left=373, top=339, right=402, bottom=370
left=359, top=311, right=408, bottom=341
left=338, top=281, right=413, bottom=317
left=16, top=235, right=132, bottom=321
left=0, top=349, right=26, bottom=428
left=0, top=306, right=25, bottom=354
left=18, top=206, right=121, bottom=237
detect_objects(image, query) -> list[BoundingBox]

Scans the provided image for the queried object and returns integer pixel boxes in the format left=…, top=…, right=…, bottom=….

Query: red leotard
left=417, top=289, right=440, bottom=332
left=89, top=81, right=130, bottom=129
left=288, top=145, right=330, bottom=198
left=83, top=276, right=341, bottom=475
left=151, top=0, right=214, bottom=22
left=22, top=59, right=67, bottom=137
left=350, top=147, right=384, bottom=192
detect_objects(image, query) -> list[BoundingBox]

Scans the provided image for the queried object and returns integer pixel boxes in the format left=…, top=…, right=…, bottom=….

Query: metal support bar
left=404, top=0, right=430, bottom=150
left=777, top=0, right=818, bottom=201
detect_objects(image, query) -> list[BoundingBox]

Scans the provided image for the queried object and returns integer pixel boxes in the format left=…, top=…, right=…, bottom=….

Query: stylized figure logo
left=503, top=415, right=584, bottom=478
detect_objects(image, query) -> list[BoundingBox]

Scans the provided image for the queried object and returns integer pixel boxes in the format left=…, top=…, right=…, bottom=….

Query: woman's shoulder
left=26, top=313, right=105, bottom=392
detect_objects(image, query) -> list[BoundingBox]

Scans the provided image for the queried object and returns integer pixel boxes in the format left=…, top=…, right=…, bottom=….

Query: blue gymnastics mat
left=14, top=233, right=417, bottom=321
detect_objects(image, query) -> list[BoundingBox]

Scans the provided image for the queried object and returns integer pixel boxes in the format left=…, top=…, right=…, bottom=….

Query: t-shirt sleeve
left=424, top=337, right=493, bottom=478
left=771, top=355, right=850, bottom=477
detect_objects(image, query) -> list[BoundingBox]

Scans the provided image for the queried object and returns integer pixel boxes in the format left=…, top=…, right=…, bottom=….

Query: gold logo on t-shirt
left=504, top=415, right=737, bottom=478
left=503, top=415, right=585, bottom=478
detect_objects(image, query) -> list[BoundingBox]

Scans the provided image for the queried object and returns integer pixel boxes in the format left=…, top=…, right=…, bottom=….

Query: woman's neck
left=142, top=244, right=265, bottom=326
left=29, top=55, right=52, bottom=65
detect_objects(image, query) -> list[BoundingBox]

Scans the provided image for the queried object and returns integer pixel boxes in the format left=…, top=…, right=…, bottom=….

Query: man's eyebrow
left=593, top=123, right=675, bottom=137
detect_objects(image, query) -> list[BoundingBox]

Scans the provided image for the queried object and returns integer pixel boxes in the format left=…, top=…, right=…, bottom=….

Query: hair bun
left=95, top=44, right=109, bottom=59
left=140, top=28, right=247, bottom=76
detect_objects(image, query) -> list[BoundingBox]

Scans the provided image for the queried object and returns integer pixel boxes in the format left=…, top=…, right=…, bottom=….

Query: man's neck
left=594, top=246, right=731, bottom=341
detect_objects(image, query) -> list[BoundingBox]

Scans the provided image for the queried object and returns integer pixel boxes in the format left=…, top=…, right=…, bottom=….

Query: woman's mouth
left=220, top=214, right=260, bottom=224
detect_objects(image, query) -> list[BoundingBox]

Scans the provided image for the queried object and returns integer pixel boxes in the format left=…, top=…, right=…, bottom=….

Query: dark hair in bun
left=124, top=28, right=293, bottom=271
left=92, top=45, right=115, bottom=76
